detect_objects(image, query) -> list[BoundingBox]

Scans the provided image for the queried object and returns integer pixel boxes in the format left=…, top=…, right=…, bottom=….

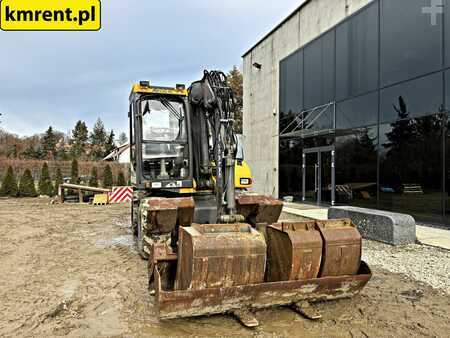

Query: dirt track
left=0, top=198, right=449, bottom=337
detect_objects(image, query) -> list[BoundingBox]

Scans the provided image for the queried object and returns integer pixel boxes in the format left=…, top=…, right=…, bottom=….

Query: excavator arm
left=188, top=70, right=241, bottom=223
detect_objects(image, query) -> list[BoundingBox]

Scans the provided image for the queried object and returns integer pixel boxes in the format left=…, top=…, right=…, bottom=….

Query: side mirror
left=236, top=134, right=244, bottom=162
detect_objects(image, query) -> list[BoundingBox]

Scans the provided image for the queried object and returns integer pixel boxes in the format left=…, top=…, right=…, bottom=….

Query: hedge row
left=0, top=160, right=130, bottom=197
left=0, top=157, right=129, bottom=182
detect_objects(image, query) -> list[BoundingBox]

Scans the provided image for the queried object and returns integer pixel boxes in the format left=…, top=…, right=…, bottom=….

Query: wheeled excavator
left=128, top=70, right=372, bottom=327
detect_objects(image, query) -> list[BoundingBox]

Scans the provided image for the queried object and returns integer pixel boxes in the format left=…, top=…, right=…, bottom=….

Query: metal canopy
left=279, top=102, right=336, bottom=139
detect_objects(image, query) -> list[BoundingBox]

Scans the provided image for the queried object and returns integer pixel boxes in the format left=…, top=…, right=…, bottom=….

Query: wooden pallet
left=92, top=194, right=109, bottom=206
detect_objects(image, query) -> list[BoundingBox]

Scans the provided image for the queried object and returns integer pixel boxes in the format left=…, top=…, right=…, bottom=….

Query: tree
left=42, top=126, right=57, bottom=158
left=70, top=121, right=89, bottom=157
left=0, top=129, right=21, bottom=158
left=117, top=171, right=126, bottom=186
left=7, top=144, right=18, bottom=158
left=34, top=147, right=46, bottom=160
left=103, top=165, right=113, bottom=188
left=382, top=96, right=419, bottom=190
left=38, top=162, right=53, bottom=196
left=89, top=167, right=98, bottom=187
left=90, top=118, right=107, bottom=160
left=90, top=118, right=107, bottom=145
left=118, top=132, right=128, bottom=145
left=19, top=169, right=37, bottom=197
left=0, top=166, right=18, bottom=197
left=104, top=130, right=116, bottom=157
left=227, top=65, right=243, bottom=134
left=53, top=167, right=63, bottom=196
left=22, top=145, right=37, bottom=159
left=55, top=147, right=69, bottom=161
left=71, top=159, right=79, bottom=184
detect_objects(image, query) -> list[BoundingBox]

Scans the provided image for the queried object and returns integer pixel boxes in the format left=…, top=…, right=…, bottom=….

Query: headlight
left=240, top=178, right=251, bottom=185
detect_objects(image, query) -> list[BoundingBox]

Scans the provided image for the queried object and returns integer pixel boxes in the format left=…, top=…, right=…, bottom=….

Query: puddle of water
left=60, top=280, right=80, bottom=299
left=114, top=219, right=132, bottom=230
left=96, top=235, right=134, bottom=249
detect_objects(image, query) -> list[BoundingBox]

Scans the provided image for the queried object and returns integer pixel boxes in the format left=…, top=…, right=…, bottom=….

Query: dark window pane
left=445, top=123, right=450, bottom=224
left=284, top=50, right=303, bottom=114
left=380, top=72, right=443, bottom=123
left=304, top=31, right=335, bottom=109
left=322, top=30, right=335, bottom=104
left=336, top=2, right=379, bottom=100
left=304, top=38, right=323, bottom=109
left=279, top=51, right=303, bottom=132
left=279, top=139, right=303, bottom=199
left=336, top=91, right=379, bottom=129
left=381, top=0, right=442, bottom=86
left=445, top=69, right=450, bottom=111
left=335, top=126, right=378, bottom=208
left=445, top=0, right=450, bottom=67
left=379, top=116, right=443, bottom=223
left=279, top=59, right=286, bottom=114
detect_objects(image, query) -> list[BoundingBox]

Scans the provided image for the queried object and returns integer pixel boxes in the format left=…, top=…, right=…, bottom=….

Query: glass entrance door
left=304, top=152, right=319, bottom=203
left=302, top=146, right=335, bottom=205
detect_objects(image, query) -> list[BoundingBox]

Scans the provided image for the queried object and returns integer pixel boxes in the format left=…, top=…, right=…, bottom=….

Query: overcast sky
left=0, top=0, right=304, bottom=137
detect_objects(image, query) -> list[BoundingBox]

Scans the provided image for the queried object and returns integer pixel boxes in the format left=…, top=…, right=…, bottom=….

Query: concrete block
left=328, top=206, right=416, bottom=245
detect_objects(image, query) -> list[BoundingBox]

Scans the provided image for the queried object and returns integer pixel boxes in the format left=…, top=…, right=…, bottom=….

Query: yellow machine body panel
left=130, top=83, right=188, bottom=98
left=235, top=161, right=253, bottom=189
left=178, top=161, right=253, bottom=193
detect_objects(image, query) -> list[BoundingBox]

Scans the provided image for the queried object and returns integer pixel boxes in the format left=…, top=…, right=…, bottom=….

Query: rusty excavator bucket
left=146, top=195, right=372, bottom=326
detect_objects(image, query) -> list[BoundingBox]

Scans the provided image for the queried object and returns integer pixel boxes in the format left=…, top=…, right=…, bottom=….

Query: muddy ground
left=0, top=198, right=449, bottom=338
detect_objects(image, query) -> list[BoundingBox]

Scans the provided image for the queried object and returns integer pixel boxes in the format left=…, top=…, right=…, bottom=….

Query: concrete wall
left=243, top=0, right=374, bottom=197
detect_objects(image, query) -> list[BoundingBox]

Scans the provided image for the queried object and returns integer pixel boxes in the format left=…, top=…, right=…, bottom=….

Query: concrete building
left=243, top=0, right=450, bottom=225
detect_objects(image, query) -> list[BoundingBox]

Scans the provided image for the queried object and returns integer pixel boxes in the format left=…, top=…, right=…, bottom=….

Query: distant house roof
left=103, top=143, right=130, bottom=161
left=242, top=0, right=311, bottom=57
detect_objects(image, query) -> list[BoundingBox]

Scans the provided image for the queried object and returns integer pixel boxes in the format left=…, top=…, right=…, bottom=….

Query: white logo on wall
left=422, top=0, right=444, bottom=26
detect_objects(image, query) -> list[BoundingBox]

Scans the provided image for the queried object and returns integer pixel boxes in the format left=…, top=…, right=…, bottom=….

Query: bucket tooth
left=232, top=309, right=259, bottom=328
left=291, top=301, right=322, bottom=321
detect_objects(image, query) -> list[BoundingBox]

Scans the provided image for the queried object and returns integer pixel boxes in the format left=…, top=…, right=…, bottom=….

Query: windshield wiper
left=159, top=98, right=183, bottom=121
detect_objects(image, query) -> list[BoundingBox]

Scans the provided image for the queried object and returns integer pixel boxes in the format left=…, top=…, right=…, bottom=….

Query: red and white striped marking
left=109, top=186, right=133, bottom=203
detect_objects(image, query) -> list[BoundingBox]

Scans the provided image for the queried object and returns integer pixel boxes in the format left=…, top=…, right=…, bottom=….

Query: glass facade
left=279, top=0, right=450, bottom=225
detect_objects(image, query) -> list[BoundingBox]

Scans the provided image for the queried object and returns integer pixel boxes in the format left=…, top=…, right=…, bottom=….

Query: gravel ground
left=362, top=240, right=450, bottom=294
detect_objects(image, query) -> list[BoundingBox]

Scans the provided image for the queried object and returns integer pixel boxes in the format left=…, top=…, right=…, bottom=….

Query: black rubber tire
left=131, top=200, right=139, bottom=236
